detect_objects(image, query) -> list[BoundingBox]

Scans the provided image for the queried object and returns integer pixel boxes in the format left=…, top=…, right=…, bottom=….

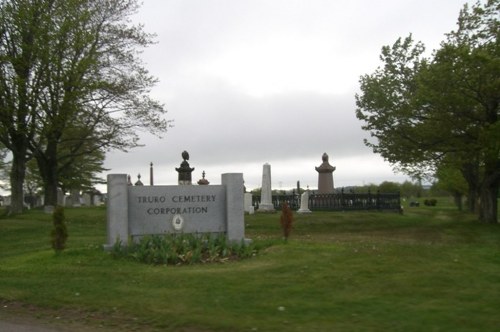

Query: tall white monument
left=258, top=163, right=275, bottom=211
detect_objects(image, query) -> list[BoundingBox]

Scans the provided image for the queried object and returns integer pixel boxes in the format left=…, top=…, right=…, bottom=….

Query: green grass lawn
left=0, top=199, right=499, bottom=331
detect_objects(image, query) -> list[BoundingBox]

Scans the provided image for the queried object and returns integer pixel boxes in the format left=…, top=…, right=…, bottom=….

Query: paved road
left=0, top=320, right=60, bottom=332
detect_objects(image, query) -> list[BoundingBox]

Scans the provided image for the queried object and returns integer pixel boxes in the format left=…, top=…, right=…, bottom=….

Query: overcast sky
left=102, top=0, right=472, bottom=191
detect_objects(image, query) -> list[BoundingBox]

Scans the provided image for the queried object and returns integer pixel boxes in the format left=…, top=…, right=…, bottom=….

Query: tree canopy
left=356, top=0, right=499, bottom=223
left=0, top=0, right=170, bottom=212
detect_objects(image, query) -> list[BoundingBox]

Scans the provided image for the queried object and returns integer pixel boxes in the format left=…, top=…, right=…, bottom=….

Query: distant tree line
left=249, top=180, right=424, bottom=200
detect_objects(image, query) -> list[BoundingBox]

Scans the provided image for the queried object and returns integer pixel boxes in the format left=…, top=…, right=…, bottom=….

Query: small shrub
left=51, top=206, right=68, bottom=253
left=111, top=233, right=258, bottom=265
left=424, top=199, right=438, bottom=206
left=280, top=203, right=293, bottom=242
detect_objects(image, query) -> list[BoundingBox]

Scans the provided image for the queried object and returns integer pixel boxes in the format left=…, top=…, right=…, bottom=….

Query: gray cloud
left=102, top=0, right=471, bottom=191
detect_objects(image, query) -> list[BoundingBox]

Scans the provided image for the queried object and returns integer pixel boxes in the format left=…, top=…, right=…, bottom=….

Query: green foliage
left=279, top=202, right=293, bottom=241
left=377, top=181, right=400, bottom=193
left=356, top=0, right=499, bottom=223
left=0, top=0, right=170, bottom=208
left=1, top=207, right=500, bottom=331
left=434, top=161, right=468, bottom=193
left=50, top=206, right=68, bottom=253
left=112, top=233, right=257, bottom=265
left=250, top=187, right=262, bottom=195
left=400, top=180, right=423, bottom=198
left=57, top=141, right=107, bottom=194
left=424, top=199, right=437, bottom=206
left=353, top=181, right=423, bottom=199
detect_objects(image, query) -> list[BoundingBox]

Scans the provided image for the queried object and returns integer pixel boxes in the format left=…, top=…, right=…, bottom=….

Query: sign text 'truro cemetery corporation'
left=105, top=173, right=246, bottom=249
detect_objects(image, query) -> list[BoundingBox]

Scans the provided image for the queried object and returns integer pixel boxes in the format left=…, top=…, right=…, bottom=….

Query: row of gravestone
left=1, top=189, right=103, bottom=209
left=243, top=154, right=337, bottom=214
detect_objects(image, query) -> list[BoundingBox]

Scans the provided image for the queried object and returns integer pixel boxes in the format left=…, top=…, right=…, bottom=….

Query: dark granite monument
left=175, top=151, right=195, bottom=185
left=197, top=171, right=210, bottom=185
left=315, top=152, right=336, bottom=194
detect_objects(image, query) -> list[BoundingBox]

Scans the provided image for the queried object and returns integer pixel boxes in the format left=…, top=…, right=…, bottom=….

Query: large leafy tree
left=0, top=0, right=43, bottom=213
left=0, top=0, right=169, bottom=212
left=356, top=0, right=499, bottom=223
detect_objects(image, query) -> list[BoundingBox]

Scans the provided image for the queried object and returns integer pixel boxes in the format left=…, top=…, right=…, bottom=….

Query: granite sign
left=105, top=173, right=246, bottom=249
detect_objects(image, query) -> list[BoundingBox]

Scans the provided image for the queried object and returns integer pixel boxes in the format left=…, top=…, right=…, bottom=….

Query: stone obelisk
left=315, top=153, right=336, bottom=194
left=258, top=163, right=275, bottom=211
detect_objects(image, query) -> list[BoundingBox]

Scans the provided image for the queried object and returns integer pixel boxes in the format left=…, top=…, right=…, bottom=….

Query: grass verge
left=0, top=201, right=499, bottom=331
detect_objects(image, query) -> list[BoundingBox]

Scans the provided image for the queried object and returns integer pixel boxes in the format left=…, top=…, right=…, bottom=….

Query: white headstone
left=82, top=193, right=92, bottom=206
left=244, top=192, right=254, bottom=214
left=258, top=163, right=274, bottom=211
left=297, top=191, right=312, bottom=214
left=71, top=189, right=81, bottom=207
left=57, top=188, right=65, bottom=206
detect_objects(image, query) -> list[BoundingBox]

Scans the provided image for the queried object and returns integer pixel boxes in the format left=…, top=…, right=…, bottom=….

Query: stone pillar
left=315, top=153, right=336, bottom=194
left=222, top=173, right=245, bottom=242
left=150, top=162, right=154, bottom=185
left=104, top=174, right=129, bottom=249
left=258, top=163, right=275, bottom=211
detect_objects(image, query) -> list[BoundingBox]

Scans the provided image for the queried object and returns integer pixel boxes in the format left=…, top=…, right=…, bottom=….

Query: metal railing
left=252, top=190, right=401, bottom=212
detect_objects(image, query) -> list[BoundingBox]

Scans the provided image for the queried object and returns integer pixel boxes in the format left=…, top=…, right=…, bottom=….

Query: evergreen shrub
left=51, top=206, right=68, bottom=253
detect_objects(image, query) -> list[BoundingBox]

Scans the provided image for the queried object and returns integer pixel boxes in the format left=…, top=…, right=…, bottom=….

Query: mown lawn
left=0, top=199, right=499, bottom=331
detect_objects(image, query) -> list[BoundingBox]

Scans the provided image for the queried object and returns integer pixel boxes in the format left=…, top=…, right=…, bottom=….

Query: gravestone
left=104, top=173, right=248, bottom=249
left=176, top=151, right=194, bottom=185
left=244, top=192, right=254, bottom=214
left=197, top=171, right=210, bottom=185
left=258, top=163, right=275, bottom=211
left=297, top=190, right=312, bottom=214
left=82, top=193, right=91, bottom=206
left=57, top=188, right=65, bottom=206
left=315, top=152, right=336, bottom=194
left=71, top=189, right=81, bottom=207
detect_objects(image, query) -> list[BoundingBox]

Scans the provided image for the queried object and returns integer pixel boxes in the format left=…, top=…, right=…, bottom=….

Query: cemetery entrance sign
left=105, top=173, right=246, bottom=249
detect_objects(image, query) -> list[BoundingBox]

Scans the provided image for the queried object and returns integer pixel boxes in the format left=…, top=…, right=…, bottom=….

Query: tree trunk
left=466, top=187, right=479, bottom=213
left=452, top=192, right=463, bottom=211
left=9, top=153, right=26, bottom=214
left=461, top=162, right=480, bottom=213
left=43, top=173, right=58, bottom=208
left=36, top=141, right=59, bottom=209
left=478, top=165, right=499, bottom=224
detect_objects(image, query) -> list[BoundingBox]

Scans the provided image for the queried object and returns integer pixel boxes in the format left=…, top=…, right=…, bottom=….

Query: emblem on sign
left=172, top=214, right=184, bottom=231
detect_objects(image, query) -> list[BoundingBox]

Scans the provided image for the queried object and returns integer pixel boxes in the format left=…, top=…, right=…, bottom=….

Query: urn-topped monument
left=175, top=150, right=195, bottom=185
left=315, top=152, right=336, bottom=194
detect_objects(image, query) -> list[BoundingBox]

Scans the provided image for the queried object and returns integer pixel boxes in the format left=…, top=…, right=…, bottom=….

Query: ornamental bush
left=51, top=206, right=68, bottom=253
left=111, top=233, right=257, bottom=265
left=280, top=202, right=293, bottom=242
left=424, top=199, right=438, bottom=206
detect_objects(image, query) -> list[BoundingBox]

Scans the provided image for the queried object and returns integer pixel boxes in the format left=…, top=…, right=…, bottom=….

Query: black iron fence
left=252, top=190, right=401, bottom=212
